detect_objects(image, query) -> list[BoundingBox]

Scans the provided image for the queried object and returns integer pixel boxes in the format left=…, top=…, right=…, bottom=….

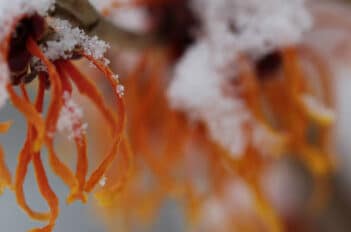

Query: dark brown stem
left=52, top=0, right=163, bottom=50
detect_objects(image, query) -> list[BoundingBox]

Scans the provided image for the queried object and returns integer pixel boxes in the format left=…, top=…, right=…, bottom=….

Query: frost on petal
left=42, top=18, right=110, bottom=65
left=301, top=94, right=335, bottom=125
left=191, top=0, right=312, bottom=72
left=168, top=41, right=281, bottom=158
left=0, top=0, right=54, bottom=43
left=116, top=84, right=125, bottom=97
left=57, top=92, right=88, bottom=140
left=99, top=175, right=107, bottom=187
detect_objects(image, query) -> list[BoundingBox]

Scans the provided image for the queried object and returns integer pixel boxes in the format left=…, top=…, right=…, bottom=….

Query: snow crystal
left=301, top=94, right=335, bottom=123
left=191, top=0, right=312, bottom=72
left=168, top=41, right=282, bottom=158
left=113, top=74, right=120, bottom=81
left=0, top=0, right=54, bottom=43
left=57, top=92, right=88, bottom=140
left=43, top=18, right=110, bottom=64
left=99, top=175, right=107, bottom=187
left=116, top=84, right=125, bottom=97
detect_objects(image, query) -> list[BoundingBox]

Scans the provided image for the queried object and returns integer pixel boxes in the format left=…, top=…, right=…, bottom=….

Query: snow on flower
left=0, top=0, right=54, bottom=42
left=99, top=175, right=107, bottom=187
left=0, top=0, right=54, bottom=110
left=191, top=0, right=312, bottom=73
left=116, top=84, right=125, bottom=97
left=168, top=41, right=283, bottom=158
left=0, top=2, right=127, bottom=231
left=43, top=18, right=110, bottom=64
left=57, top=92, right=88, bottom=140
left=167, top=0, right=327, bottom=159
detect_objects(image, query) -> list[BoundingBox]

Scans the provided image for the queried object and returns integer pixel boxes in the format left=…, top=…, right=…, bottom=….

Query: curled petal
left=0, top=146, right=12, bottom=194
left=57, top=60, right=126, bottom=193
left=57, top=61, right=117, bottom=132
left=26, top=38, right=79, bottom=200
left=6, top=84, right=45, bottom=152
left=15, top=131, right=50, bottom=221
left=66, top=135, right=88, bottom=204
left=94, top=136, right=134, bottom=206
left=30, top=151, right=59, bottom=232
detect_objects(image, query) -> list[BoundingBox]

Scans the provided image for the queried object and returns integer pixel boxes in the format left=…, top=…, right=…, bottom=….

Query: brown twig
left=52, top=0, right=164, bottom=50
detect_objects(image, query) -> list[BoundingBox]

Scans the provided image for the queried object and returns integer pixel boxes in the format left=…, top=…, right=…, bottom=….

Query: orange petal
left=7, top=84, right=45, bottom=152
left=31, top=151, right=59, bottom=232
left=57, top=61, right=117, bottom=133
left=0, top=121, right=12, bottom=133
left=81, top=55, right=127, bottom=192
left=94, top=136, right=134, bottom=206
left=27, top=38, right=79, bottom=199
left=58, top=60, right=125, bottom=193
left=66, top=135, right=88, bottom=204
left=14, top=132, right=50, bottom=221
left=27, top=38, right=63, bottom=135
left=0, top=145, right=12, bottom=195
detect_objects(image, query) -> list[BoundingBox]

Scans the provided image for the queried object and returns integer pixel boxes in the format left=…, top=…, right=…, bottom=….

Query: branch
left=52, top=0, right=164, bottom=50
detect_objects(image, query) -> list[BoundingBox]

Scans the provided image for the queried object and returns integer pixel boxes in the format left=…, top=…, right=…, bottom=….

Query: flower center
left=8, top=14, right=47, bottom=85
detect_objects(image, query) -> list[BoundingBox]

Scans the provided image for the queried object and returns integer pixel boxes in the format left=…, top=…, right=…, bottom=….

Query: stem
left=52, top=0, right=163, bottom=50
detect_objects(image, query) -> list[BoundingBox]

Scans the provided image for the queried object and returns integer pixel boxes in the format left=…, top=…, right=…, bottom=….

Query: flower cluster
left=90, top=0, right=336, bottom=231
left=0, top=0, right=340, bottom=231
left=0, top=1, right=127, bottom=231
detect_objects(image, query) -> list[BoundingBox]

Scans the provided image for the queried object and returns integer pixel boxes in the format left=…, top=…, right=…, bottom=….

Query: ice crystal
left=43, top=18, right=110, bottom=64
left=116, top=84, right=125, bottom=97
left=99, top=175, right=107, bottom=187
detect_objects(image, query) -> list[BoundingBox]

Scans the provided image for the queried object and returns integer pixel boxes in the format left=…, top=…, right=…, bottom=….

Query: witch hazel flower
left=168, top=41, right=285, bottom=158
left=168, top=0, right=333, bottom=163
left=0, top=2, right=128, bottom=231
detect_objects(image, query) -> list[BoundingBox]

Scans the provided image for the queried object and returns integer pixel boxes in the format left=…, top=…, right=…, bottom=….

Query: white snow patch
left=57, top=92, right=88, bottom=140
left=301, top=94, right=335, bottom=122
left=0, top=0, right=54, bottom=43
left=116, top=84, right=125, bottom=97
left=191, top=0, right=312, bottom=73
left=99, top=175, right=107, bottom=187
left=168, top=41, right=283, bottom=158
left=43, top=18, right=110, bottom=64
